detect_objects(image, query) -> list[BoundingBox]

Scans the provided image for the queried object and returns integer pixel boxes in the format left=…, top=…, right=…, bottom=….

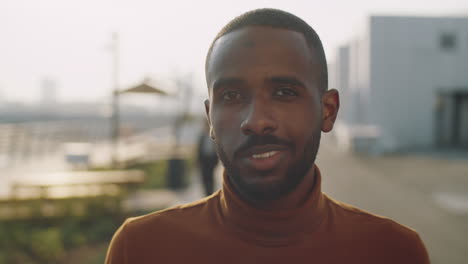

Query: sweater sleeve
left=105, top=219, right=130, bottom=264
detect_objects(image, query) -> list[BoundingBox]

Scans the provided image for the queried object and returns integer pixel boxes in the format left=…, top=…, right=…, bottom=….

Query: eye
left=222, top=90, right=241, bottom=101
left=274, top=87, right=298, bottom=97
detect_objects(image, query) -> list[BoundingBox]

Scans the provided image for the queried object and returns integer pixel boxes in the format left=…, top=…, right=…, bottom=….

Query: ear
left=321, top=89, right=340, bottom=133
left=204, top=99, right=215, bottom=139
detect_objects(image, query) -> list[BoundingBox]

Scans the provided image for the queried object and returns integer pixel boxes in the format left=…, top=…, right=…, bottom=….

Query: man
left=106, top=8, right=430, bottom=264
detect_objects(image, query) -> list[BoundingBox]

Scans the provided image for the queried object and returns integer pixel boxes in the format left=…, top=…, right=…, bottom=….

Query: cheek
left=211, top=108, right=242, bottom=157
left=285, top=104, right=321, bottom=133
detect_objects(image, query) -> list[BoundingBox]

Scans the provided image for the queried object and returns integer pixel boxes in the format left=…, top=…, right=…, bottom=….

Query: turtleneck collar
left=218, top=164, right=327, bottom=247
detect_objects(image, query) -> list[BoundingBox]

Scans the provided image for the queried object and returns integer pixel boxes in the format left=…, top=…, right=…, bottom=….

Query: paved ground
left=317, top=135, right=468, bottom=264
left=178, top=134, right=468, bottom=264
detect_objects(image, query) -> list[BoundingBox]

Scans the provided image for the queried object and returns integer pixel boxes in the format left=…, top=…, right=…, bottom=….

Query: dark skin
left=205, top=26, right=339, bottom=210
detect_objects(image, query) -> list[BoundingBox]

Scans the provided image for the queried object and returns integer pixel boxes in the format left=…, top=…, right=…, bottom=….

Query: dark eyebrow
left=268, top=76, right=306, bottom=88
left=212, top=78, right=245, bottom=92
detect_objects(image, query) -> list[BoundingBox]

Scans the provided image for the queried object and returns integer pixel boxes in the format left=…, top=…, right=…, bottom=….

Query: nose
left=240, top=99, right=277, bottom=136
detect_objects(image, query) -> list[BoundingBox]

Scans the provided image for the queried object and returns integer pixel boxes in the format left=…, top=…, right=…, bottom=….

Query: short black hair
left=205, top=8, right=328, bottom=92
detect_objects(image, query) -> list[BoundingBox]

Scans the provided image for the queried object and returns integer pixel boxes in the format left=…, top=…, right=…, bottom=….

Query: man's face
left=205, top=26, right=335, bottom=202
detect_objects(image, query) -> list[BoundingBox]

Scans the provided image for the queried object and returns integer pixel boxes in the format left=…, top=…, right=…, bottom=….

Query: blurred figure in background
left=197, top=121, right=218, bottom=196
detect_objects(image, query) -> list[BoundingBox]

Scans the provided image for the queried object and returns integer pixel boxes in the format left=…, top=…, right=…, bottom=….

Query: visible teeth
left=252, top=151, right=278, bottom=159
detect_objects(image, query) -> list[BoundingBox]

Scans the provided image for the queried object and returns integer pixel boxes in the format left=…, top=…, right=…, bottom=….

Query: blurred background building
left=333, top=15, right=468, bottom=154
left=40, top=78, right=58, bottom=107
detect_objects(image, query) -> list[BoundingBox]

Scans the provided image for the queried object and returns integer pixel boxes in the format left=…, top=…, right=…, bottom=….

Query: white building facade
left=333, top=16, right=468, bottom=153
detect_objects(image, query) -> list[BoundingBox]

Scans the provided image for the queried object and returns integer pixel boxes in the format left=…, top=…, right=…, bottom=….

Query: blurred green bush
left=127, top=160, right=168, bottom=189
left=0, top=212, right=123, bottom=264
left=0, top=158, right=194, bottom=264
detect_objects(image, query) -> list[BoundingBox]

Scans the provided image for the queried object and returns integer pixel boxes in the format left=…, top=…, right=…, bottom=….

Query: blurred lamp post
left=110, top=32, right=120, bottom=167
left=173, top=76, right=192, bottom=152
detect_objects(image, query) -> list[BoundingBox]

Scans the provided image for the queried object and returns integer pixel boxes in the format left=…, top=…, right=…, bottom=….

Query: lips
left=239, top=145, right=288, bottom=171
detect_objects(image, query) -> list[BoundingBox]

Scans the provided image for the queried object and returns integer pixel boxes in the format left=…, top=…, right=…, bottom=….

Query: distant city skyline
left=1, top=0, right=467, bottom=108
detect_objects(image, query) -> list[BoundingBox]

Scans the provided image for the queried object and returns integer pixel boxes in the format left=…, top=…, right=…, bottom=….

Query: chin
left=233, top=168, right=301, bottom=201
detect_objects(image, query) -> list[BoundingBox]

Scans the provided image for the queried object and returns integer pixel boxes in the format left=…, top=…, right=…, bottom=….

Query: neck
left=238, top=165, right=317, bottom=211
left=219, top=164, right=326, bottom=246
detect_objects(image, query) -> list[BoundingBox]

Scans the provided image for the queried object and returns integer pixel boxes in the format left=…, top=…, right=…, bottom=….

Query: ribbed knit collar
left=219, top=165, right=327, bottom=247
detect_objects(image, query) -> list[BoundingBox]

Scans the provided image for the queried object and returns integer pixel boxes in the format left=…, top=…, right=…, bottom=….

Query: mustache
left=235, top=134, right=293, bottom=156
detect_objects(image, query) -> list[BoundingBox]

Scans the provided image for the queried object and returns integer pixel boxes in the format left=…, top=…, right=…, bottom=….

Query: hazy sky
left=1, top=0, right=467, bottom=107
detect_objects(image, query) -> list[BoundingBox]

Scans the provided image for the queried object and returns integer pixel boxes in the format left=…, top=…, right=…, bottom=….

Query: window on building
left=440, top=32, right=457, bottom=51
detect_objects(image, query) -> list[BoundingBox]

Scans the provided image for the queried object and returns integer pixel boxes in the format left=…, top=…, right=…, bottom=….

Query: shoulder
left=325, top=194, right=412, bottom=232
left=324, top=195, right=430, bottom=263
left=105, top=192, right=220, bottom=263
left=125, top=191, right=219, bottom=233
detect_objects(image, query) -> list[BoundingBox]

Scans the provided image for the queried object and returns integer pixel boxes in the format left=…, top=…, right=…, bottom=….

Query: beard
left=214, top=130, right=321, bottom=203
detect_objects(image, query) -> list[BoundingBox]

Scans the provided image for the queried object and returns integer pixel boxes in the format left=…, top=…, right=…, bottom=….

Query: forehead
left=206, top=26, right=318, bottom=89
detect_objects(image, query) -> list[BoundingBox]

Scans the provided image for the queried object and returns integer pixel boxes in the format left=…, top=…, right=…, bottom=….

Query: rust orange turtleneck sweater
left=105, top=165, right=430, bottom=264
